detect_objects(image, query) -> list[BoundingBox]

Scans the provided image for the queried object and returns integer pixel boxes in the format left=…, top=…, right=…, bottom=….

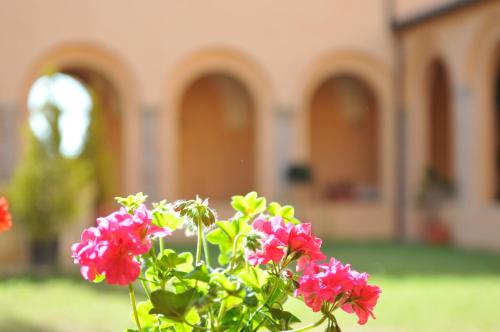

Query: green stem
left=159, top=237, right=164, bottom=254
left=202, top=231, right=211, bottom=266
left=230, top=233, right=247, bottom=270
left=245, top=281, right=280, bottom=331
left=129, top=284, right=143, bottom=332
left=183, top=319, right=210, bottom=331
left=217, top=300, right=227, bottom=324
left=196, top=224, right=203, bottom=264
left=139, top=279, right=151, bottom=297
left=283, top=314, right=328, bottom=332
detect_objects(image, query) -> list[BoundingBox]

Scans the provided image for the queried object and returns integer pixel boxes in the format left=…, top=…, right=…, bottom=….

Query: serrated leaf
left=149, top=288, right=197, bottom=322
left=243, top=291, right=258, bottom=307
left=185, top=262, right=210, bottom=282
left=210, top=272, right=238, bottom=292
left=239, top=266, right=268, bottom=290
left=268, top=308, right=301, bottom=329
left=152, top=207, right=183, bottom=231
left=131, top=301, right=156, bottom=328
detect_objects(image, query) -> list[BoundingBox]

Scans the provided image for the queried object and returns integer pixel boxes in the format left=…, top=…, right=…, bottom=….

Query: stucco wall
left=401, top=0, right=500, bottom=250
left=0, top=0, right=499, bottom=258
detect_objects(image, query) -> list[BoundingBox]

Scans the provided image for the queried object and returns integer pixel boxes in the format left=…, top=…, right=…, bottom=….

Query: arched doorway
left=428, top=59, right=454, bottom=182
left=310, top=75, right=379, bottom=202
left=179, top=74, right=256, bottom=200
left=26, top=68, right=123, bottom=214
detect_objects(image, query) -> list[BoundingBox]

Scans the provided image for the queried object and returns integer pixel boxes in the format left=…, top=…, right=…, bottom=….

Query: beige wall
left=0, top=0, right=499, bottom=255
left=401, top=0, right=500, bottom=249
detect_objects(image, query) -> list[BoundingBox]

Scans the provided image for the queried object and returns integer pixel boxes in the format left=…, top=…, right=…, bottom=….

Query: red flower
left=342, top=274, right=381, bottom=325
left=248, top=216, right=325, bottom=269
left=295, top=259, right=353, bottom=312
left=71, top=227, right=102, bottom=281
left=72, top=204, right=171, bottom=286
left=0, top=196, right=12, bottom=234
left=289, top=223, right=325, bottom=270
left=296, top=258, right=381, bottom=324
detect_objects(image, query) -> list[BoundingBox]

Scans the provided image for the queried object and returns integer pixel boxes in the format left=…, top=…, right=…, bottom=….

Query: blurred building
left=0, top=0, right=499, bottom=264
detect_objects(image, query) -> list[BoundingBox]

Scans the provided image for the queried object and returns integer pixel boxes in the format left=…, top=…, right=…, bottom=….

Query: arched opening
left=26, top=68, right=123, bottom=214
left=179, top=73, right=256, bottom=200
left=310, top=75, right=379, bottom=202
left=427, top=59, right=454, bottom=182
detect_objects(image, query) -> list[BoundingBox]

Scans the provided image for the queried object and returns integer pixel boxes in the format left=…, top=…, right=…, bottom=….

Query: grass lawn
left=1, top=243, right=499, bottom=332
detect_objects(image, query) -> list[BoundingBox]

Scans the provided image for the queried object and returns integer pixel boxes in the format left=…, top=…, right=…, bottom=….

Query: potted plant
left=9, top=102, right=89, bottom=267
left=72, top=192, right=381, bottom=331
left=416, top=167, right=455, bottom=245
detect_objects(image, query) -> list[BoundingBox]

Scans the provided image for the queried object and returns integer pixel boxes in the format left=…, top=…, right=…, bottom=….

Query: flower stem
left=229, top=233, right=247, bottom=270
left=196, top=223, right=203, bottom=264
left=159, top=237, right=164, bottom=253
left=283, top=314, right=328, bottom=332
left=129, top=283, right=143, bottom=332
left=202, top=231, right=211, bottom=266
left=245, top=280, right=280, bottom=331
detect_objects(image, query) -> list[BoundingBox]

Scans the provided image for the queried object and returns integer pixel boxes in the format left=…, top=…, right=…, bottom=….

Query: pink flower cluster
left=72, top=205, right=171, bottom=286
left=248, top=216, right=325, bottom=270
left=295, top=259, right=381, bottom=325
left=0, top=196, right=12, bottom=234
left=247, top=216, right=380, bottom=325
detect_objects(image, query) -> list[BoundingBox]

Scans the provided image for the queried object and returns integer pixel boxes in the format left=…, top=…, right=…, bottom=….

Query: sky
left=27, top=73, right=92, bottom=158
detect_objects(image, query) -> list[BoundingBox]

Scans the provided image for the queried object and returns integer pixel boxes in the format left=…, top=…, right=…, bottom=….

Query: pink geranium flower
left=296, top=258, right=380, bottom=324
left=72, top=204, right=171, bottom=286
left=295, top=259, right=353, bottom=312
left=248, top=216, right=325, bottom=269
left=71, top=227, right=102, bottom=281
left=342, top=274, right=381, bottom=325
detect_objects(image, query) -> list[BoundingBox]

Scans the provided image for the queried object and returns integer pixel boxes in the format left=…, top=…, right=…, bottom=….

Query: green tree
left=9, top=102, right=89, bottom=251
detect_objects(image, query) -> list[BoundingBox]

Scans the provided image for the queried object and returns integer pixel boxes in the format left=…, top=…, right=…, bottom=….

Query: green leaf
left=230, top=195, right=246, bottom=214
left=185, top=262, right=210, bottom=282
left=239, top=266, right=268, bottom=290
left=131, top=301, right=156, bottom=328
left=207, top=219, right=251, bottom=265
left=115, top=192, right=148, bottom=212
left=92, top=273, right=105, bottom=283
left=268, top=308, right=301, bottom=329
left=230, top=192, right=267, bottom=217
left=281, top=206, right=295, bottom=219
left=176, top=252, right=194, bottom=272
left=157, top=249, right=193, bottom=273
left=149, top=288, right=198, bottom=322
left=243, top=291, right=258, bottom=307
left=185, top=307, right=200, bottom=325
left=222, top=294, right=243, bottom=310
left=267, top=202, right=281, bottom=216
left=267, top=202, right=299, bottom=223
left=209, top=272, right=238, bottom=292
left=219, top=307, right=244, bottom=331
left=152, top=201, right=184, bottom=231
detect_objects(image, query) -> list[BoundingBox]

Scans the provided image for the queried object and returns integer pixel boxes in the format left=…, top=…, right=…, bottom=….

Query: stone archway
left=23, top=43, right=140, bottom=212
left=162, top=47, right=274, bottom=200
left=427, top=59, right=454, bottom=181
left=309, top=74, right=379, bottom=202
left=178, top=73, right=256, bottom=200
